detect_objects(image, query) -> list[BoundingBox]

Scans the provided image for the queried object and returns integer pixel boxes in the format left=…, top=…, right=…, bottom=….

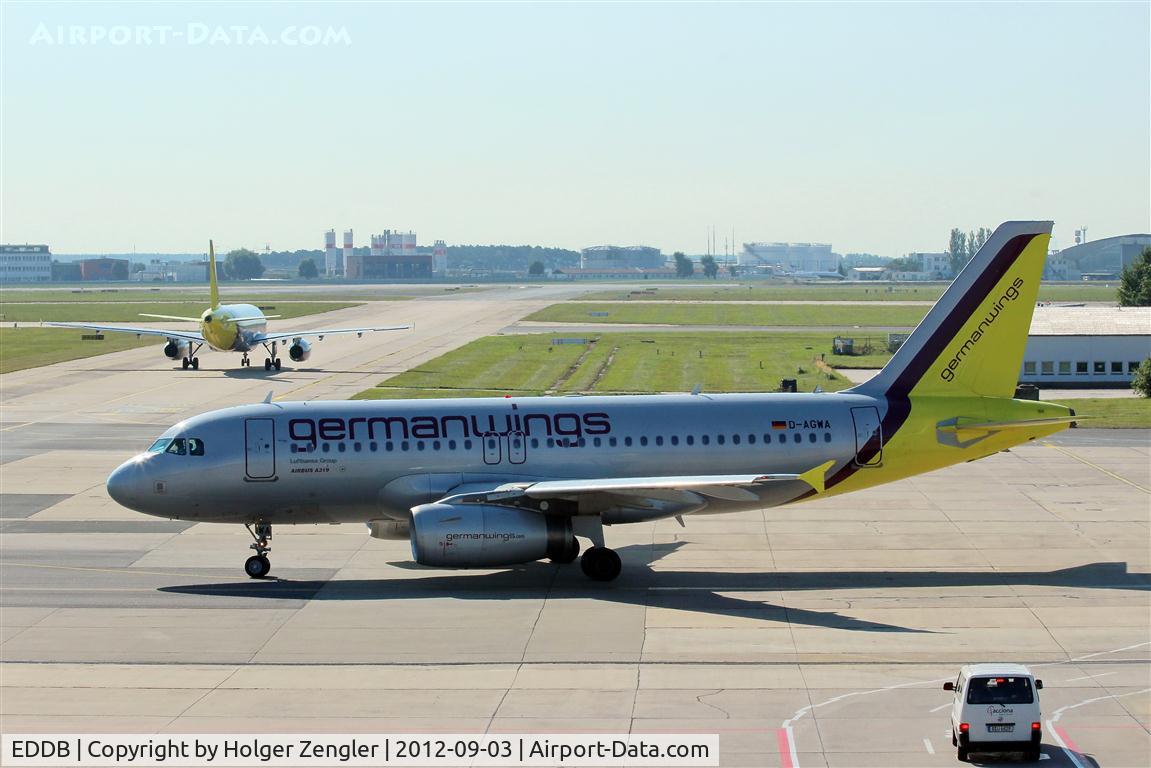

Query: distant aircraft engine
left=163, top=339, right=190, bottom=360
left=367, top=519, right=409, bottom=540
left=409, top=503, right=575, bottom=567
left=288, top=339, right=312, bottom=362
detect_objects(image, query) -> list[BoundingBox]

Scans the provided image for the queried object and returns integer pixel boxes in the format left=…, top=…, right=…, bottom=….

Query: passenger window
left=686, top=435, right=694, bottom=446
left=792, top=433, right=801, bottom=444
left=655, top=436, right=663, bottom=446
left=401, top=441, right=410, bottom=451
left=824, top=433, right=831, bottom=442
left=609, top=437, right=617, bottom=447
left=187, top=439, right=204, bottom=456
left=763, top=433, right=771, bottom=444
left=338, top=442, right=346, bottom=453
left=717, top=435, right=725, bottom=446
left=808, top=433, right=816, bottom=443
left=593, top=437, right=602, bottom=447
left=639, top=436, right=648, bottom=447
left=353, top=442, right=362, bottom=453
left=701, top=435, right=710, bottom=446
left=748, top=434, right=756, bottom=445
left=732, top=434, right=741, bottom=445
left=370, top=442, right=378, bottom=452
left=417, top=441, right=425, bottom=451
left=386, top=442, right=394, bottom=452
left=465, top=440, right=473, bottom=450
left=670, top=436, right=679, bottom=446
left=529, top=439, right=537, bottom=449
left=166, top=438, right=187, bottom=455
left=321, top=443, right=330, bottom=453
left=433, top=440, right=442, bottom=451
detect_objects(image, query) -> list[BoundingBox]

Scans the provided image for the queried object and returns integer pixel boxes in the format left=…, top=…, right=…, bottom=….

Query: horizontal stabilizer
left=937, top=416, right=1081, bottom=435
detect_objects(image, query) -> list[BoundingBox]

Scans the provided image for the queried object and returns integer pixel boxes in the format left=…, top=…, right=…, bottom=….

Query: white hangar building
left=1019, top=306, right=1150, bottom=386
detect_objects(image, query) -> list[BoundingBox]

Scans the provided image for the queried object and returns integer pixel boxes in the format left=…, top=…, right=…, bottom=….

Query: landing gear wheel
left=264, top=358, right=272, bottom=371
left=551, top=537, right=581, bottom=564
left=580, top=547, right=621, bottom=581
left=191, top=357, right=199, bottom=370
left=182, top=357, right=190, bottom=370
left=244, top=555, right=270, bottom=579
left=956, top=745, right=968, bottom=763
left=273, top=358, right=282, bottom=371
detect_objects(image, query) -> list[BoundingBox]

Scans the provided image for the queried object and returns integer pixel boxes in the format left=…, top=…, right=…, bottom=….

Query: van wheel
left=951, top=731, right=957, bottom=747
left=956, top=745, right=969, bottom=763
left=1025, top=748, right=1041, bottom=762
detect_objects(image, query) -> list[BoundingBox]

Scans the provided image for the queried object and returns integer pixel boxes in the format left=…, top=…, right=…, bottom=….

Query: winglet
left=799, top=460, right=836, bottom=494
left=208, top=240, right=220, bottom=310
left=262, top=390, right=274, bottom=404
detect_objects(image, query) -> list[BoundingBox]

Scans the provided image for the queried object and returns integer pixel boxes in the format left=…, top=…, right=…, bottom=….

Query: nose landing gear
left=244, top=521, right=272, bottom=578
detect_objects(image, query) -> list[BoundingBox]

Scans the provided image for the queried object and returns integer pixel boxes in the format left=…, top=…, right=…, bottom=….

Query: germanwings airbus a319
left=106, top=222, right=1076, bottom=581
left=50, top=242, right=411, bottom=371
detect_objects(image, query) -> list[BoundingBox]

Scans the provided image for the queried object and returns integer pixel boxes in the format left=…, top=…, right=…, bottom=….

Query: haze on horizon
left=2, top=2, right=1148, bottom=258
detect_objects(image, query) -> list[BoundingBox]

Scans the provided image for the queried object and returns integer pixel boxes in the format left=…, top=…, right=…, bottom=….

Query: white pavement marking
left=929, top=703, right=951, bottom=713
left=1045, top=687, right=1151, bottom=768
left=922, top=738, right=935, bottom=755
left=1063, top=671, right=1118, bottom=682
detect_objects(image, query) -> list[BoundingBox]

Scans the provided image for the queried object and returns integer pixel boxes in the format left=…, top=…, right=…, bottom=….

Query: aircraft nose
left=106, top=459, right=145, bottom=510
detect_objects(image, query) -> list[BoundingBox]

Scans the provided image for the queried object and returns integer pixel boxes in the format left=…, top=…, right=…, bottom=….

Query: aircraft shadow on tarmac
left=159, top=544, right=1149, bottom=635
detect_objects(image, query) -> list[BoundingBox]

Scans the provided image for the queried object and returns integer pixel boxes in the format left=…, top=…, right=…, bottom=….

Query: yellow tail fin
left=208, top=240, right=220, bottom=309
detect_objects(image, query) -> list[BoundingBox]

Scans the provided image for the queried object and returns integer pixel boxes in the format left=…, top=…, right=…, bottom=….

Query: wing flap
left=508, top=463, right=835, bottom=499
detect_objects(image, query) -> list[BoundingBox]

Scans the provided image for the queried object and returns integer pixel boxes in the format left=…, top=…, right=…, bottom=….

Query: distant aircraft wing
left=43, top=322, right=205, bottom=343
left=252, top=324, right=413, bottom=343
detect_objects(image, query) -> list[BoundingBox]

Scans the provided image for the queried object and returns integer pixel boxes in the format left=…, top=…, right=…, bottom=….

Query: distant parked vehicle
left=943, top=663, right=1044, bottom=762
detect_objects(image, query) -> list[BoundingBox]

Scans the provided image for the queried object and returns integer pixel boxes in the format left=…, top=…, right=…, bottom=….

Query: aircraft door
left=507, top=431, right=527, bottom=464
left=850, top=406, right=883, bottom=467
left=245, top=418, right=277, bottom=480
left=481, top=432, right=502, bottom=465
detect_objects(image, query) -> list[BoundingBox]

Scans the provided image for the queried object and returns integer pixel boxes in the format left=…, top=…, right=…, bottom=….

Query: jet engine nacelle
left=163, top=338, right=190, bottom=360
left=288, top=339, right=312, bottom=362
left=409, top=502, right=574, bottom=567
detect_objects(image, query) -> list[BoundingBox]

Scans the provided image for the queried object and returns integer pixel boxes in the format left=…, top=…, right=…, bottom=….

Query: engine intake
left=163, top=338, right=190, bottom=360
left=410, top=503, right=574, bottom=567
left=288, top=339, right=312, bottom=362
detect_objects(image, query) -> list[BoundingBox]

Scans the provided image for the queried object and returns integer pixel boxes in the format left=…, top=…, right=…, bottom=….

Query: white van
left=943, top=663, right=1044, bottom=762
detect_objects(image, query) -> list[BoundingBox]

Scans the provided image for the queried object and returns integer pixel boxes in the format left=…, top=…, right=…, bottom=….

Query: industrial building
left=739, top=242, right=840, bottom=273
left=1020, top=306, right=1150, bottom=387
left=580, top=245, right=665, bottom=271
left=325, top=229, right=444, bottom=279
left=1052, top=234, right=1151, bottom=280
left=1, top=244, right=52, bottom=282
left=133, top=260, right=212, bottom=283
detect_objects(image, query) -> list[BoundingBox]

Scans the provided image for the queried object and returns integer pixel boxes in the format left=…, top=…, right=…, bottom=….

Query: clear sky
left=3, top=1, right=1148, bottom=256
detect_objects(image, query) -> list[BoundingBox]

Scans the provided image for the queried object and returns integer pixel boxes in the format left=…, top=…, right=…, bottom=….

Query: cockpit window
left=148, top=438, right=172, bottom=454
left=188, top=438, right=204, bottom=456
left=166, top=438, right=187, bottom=455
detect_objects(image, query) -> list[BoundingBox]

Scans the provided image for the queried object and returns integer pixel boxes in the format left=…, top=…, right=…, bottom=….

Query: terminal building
left=1, top=244, right=52, bottom=282
left=1020, top=306, right=1150, bottom=387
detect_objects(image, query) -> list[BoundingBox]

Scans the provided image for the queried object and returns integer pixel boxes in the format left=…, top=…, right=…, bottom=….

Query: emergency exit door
left=850, top=407, right=883, bottom=467
left=245, top=418, right=277, bottom=480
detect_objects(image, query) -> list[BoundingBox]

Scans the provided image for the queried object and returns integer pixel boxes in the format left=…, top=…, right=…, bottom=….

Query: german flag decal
left=771, top=420, right=787, bottom=430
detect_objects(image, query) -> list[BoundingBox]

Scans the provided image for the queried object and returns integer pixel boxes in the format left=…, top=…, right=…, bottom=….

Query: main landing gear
left=244, top=521, right=272, bottom=578
left=240, top=353, right=251, bottom=367
left=181, top=342, right=204, bottom=370
left=261, top=340, right=281, bottom=371
left=561, top=517, right=622, bottom=582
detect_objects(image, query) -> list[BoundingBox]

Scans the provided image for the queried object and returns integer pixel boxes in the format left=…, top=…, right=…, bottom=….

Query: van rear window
left=967, top=676, right=1033, bottom=705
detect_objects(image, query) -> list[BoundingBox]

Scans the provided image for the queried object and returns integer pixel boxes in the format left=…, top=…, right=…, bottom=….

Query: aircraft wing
left=464, top=461, right=838, bottom=505
left=44, top=322, right=205, bottom=343
left=252, top=324, right=413, bottom=343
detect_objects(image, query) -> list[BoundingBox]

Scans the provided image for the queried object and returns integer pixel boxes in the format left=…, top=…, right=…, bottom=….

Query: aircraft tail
left=855, top=221, right=1052, bottom=400
left=208, top=240, right=220, bottom=309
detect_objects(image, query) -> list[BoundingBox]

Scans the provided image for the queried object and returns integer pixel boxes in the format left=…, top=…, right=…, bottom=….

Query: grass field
left=526, top=302, right=928, bottom=327
left=0, top=300, right=357, bottom=322
left=581, top=283, right=1120, bottom=303
left=0, top=288, right=429, bottom=303
left=354, top=332, right=880, bottom=400
left=0, top=329, right=158, bottom=374
left=1052, top=398, right=1151, bottom=428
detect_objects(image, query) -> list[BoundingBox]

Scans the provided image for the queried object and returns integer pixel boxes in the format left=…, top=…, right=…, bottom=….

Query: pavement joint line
left=0, top=561, right=240, bottom=580
left=1042, top=442, right=1150, bottom=493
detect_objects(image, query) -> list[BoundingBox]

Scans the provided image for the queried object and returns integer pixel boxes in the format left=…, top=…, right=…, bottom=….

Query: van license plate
left=987, top=724, right=1014, bottom=733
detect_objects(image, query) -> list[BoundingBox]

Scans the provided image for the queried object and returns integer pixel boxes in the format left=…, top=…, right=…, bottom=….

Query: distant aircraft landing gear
left=244, top=521, right=272, bottom=578
left=241, top=353, right=250, bottom=367
left=181, top=342, right=203, bottom=371
left=261, top=341, right=281, bottom=371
